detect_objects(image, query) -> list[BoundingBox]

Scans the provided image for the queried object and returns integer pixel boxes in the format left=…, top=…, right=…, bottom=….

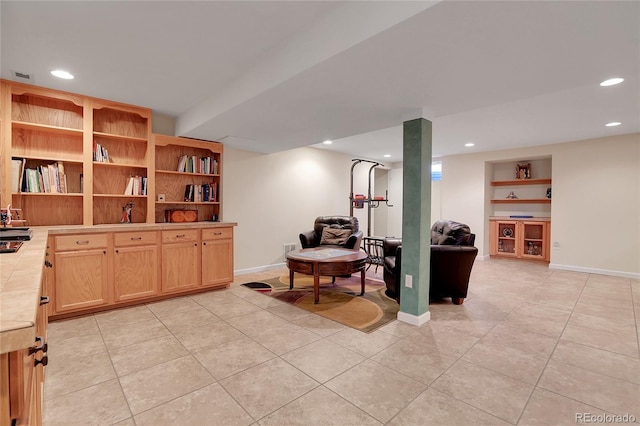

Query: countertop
left=0, top=222, right=237, bottom=354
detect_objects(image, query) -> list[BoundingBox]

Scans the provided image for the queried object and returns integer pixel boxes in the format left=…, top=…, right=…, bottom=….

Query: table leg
left=360, top=269, right=365, bottom=296
left=289, top=269, right=294, bottom=290
left=314, top=273, right=320, bottom=304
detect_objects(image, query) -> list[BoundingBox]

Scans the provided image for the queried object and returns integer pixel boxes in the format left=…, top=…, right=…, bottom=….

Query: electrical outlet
left=553, top=241, right=560, bottom=250
left=405, top=274, right=413, bottom=288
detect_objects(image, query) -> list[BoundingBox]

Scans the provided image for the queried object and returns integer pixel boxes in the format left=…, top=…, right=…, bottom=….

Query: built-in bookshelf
left=0, top=80, right=225, bottom=226
left=154, top=134, right=223, bottom=223
left=3, top=83, right=85, bottom=225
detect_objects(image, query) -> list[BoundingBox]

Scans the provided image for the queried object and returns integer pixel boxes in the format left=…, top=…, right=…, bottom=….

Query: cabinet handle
left=214, top=232, right=222, bottom=235
left=40, top=296, right=50, bottom=305
left=44, top=260, right=53, bottom=268
left=176, top=234, right=186, bottom=238
left=34, top=355, right=48, bottom=367
left=115, top=249, right=119, bottom=254
left=29, top=336, right=47, bottom=355
left=76, top=240, right=90, bottom=245
left=103, top=250, right=106, bottom=255
left=130, top=236, right=142, bottom=240
left=194, top=243, right=197, bottom=247
left=203, top=242, right=207, bottom=246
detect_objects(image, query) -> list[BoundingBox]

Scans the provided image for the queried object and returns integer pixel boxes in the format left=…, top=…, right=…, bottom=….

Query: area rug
left=243, top=273, right=399, bottom=333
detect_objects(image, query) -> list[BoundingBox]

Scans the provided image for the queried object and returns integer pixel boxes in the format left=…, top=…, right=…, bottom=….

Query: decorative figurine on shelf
left=498, top=240, right=504, bottom=252
left=528, top=241, right=534, bottom=255
left=546, top=188, right=552, bottom=199
left=1, top=204, right=11, bottom=227
left=506, top=191, right=518, bottom=199
left=120, top=201, right=134, bottom=224
left=516, top=162, right=531, bottom=179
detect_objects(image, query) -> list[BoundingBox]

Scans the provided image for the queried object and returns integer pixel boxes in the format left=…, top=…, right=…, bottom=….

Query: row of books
left=177, top=155, right=219, bottom=174
left=183, top=183, right=218, bottom=202
left=13, top=159, right=69, bottom=193
left=93, top=141, right=110, bottom=163
left=124, top=175, right=148, bottom=195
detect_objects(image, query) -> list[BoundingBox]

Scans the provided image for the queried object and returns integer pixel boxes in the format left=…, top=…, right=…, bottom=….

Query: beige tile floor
left=43, top=259, right=640, bottom=425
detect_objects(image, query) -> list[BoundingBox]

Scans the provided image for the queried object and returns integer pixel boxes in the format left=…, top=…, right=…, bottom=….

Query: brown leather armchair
left=299, top=216, right=363, bottom=250
left=383, top=220, right=478, bottom=304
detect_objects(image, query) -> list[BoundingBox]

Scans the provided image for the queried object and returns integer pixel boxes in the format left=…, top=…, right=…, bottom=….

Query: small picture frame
left=515, top=162, right=531, bottom=179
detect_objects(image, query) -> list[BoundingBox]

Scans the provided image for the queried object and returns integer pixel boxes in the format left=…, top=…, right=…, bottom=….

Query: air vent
left=283, top=243, right=296, bottom=261
left=13, top=71, right=34, bottom=83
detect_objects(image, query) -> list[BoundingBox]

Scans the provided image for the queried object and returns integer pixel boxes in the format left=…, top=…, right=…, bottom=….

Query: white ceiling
left=2, top=1, right=638, bottom=163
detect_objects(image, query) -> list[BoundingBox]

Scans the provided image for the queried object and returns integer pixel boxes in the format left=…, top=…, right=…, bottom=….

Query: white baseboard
left=397, top=310, right=431, bottom=326
left=234, top=263, right=285, bottom=276
left=476, top=254, right=490, bottom=261
left=549, top=263, right=640, bottom=280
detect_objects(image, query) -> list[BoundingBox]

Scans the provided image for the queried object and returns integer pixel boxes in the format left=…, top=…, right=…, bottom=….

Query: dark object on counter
left=0, top=241, right=23, bottom=253
left=0, top=227, right=32, bottom=240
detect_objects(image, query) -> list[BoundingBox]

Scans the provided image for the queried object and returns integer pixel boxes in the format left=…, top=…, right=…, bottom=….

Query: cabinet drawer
left=114, top=231, right=157, bottom=247
left=55, top=234, right=108, bottom=251
left=202, top=227, right=232, bottom=240
left=162, top=229, right=198, bottom=244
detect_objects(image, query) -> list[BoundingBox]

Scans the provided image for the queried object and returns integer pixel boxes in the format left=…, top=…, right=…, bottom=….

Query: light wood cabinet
left=53, top=234, right=109, bottom=313
left=1, top=81, right=228, bottom=227
left=489, top=218, right=550, bottom=262
left=1, top=288, right=48, bottom=426
left=161, top=230, right=200, bottom=293
left=91, top=101, right=152, bottom=225
left=113, top=231, right=159, bottom=302
left=202, top=227, right=233, bottom=287
left=154, top=134, right=222, bottom=223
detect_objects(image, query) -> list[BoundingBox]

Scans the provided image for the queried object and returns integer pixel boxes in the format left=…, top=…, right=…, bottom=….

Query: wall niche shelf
left=491, top=178, right=552, bottom=186
left=491, top=198, right=551, bottom=204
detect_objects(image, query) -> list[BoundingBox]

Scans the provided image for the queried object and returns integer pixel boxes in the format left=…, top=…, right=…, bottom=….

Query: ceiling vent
left=12, top=71, right=34, bottom=83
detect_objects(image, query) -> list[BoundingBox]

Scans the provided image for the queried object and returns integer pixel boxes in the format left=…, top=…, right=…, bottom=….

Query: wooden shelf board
left=491, top=199, right=551, bottom=204
left=13, top=155, right=83, bottom=164
left=93, top=131, right=147, bottom=143
left=156, top=201, right=220, bottom=205
left=156, top=170, right=219, bottom=177
left=93, top=162, right=147, bottom=169
left=93, top=194, right=148, bottom=198
left=14, top=192, right=82, bottom=196
left=491, top=178, right=552, bottom=186
left=13, top=121, right=83, bottom=136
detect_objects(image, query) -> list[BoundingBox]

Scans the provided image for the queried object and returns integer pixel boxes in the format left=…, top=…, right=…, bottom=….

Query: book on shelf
left=11, top=158, right=26, bottom=193
left=183, top=183, right=218, bottom=202
left=93, top=140, right=110, bottom=163
left=177, top=155, right=219, bottom=174
left=20, top=162, right=68, bottom=193
left=124, top=175, right=147, bottom=195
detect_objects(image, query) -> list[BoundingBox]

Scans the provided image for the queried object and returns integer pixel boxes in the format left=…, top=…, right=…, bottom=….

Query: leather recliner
left=383, top=220, right=478, bottom=305
left=299, top=216, right=363, bottom=250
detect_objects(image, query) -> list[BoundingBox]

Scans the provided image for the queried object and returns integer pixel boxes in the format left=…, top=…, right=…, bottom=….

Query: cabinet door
left=202, top=238, right=233, bottom=287
left=496, top=221, right=518, bottom=257
left=54, top=249, right=109, bottom=312
left=161, top=242, right=199, bottom=293
left=521, top=221, right=547, bottom=261
left=114, top=245, right=158, bottom=302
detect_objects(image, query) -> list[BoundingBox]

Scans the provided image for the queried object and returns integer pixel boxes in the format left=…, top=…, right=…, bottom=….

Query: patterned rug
left=244, top=273, right=399, bottom=333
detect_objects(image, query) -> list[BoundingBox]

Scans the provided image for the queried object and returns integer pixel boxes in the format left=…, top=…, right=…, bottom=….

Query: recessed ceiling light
left=322, top=140, right=332, bottom=145
left=464, top=142, right=475, bottom=147
left=51, top=70, right=74, bottom=80
left=383, top=154, right=391, bottom=158
left=600, top=77, right=623, bottom=87
left=605, top=121, right=621, bottom=127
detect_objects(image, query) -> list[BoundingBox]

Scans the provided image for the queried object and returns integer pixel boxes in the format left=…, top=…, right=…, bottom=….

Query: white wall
left=223, top=146, right=365, bottom=271
left=388, top=133, right=640, bottom=277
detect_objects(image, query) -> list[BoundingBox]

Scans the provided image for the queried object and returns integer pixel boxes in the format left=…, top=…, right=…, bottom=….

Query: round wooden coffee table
left=286, top=247, right=368, bottom=304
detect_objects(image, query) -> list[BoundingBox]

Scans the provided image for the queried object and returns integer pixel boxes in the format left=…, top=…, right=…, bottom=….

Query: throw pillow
left=320, top=228, right=352, bottom=246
